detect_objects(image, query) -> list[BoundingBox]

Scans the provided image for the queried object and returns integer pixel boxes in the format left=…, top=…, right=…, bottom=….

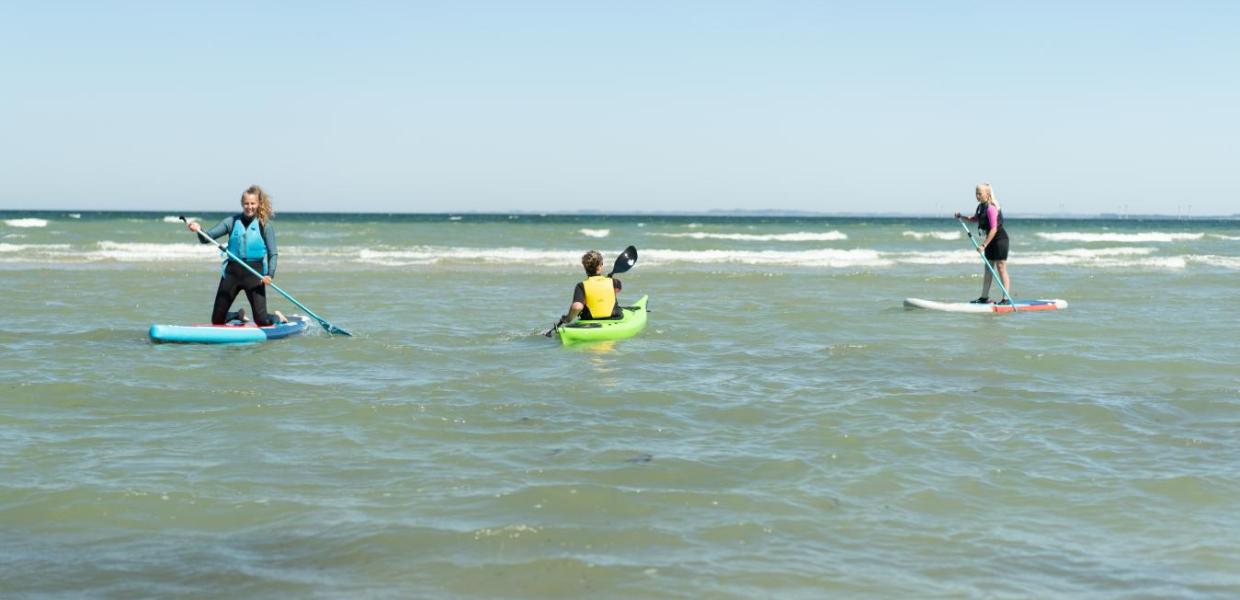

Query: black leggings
left=211, top=261, right=272, bottom=326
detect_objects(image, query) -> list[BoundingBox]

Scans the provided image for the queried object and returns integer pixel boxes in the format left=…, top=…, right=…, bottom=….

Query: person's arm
left=953, top=211, right=977, bottom=222
left=559, top=283, right=586, bottom=325
left=979, top=228, right=998, bottom=251
left=189, top=215, right=234, bottom=242
left=262, top=221, right=278, bottom=279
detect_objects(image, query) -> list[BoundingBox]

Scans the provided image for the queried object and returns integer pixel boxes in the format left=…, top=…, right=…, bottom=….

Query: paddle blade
left=322, top=322, right=353, bottom=336
left=608, top=246, right=638, bottom=276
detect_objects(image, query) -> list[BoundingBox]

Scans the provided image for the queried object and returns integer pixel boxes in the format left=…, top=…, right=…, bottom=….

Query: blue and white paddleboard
left=903, top=298, right=1068, bottom=314
left=149, top=315, right=311, bottom=344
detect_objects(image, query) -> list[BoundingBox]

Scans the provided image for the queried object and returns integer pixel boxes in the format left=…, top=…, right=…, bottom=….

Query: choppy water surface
left=2, top=211, right=1238, bottom=598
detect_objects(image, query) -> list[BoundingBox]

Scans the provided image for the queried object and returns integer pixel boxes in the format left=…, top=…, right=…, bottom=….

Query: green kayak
left=557, top=295, right=648, bottom=345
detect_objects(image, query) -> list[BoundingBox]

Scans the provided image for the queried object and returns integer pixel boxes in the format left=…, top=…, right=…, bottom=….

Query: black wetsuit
left=200, top=214, right=278, bottom=326
left=975, top=203, right=1009, bottom=261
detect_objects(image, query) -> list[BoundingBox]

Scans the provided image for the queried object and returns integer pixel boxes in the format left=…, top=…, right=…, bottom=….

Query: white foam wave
left=352, top=246, right=886, bottom=268
left=902, top=231, right=961, bottom=241
left=1190, top=255, right=1240, bottom=269
left=355, top=246, right=578, bottom=267
left=449, top=216, right=463, bottom=221
left=579, top=228, right=610, bottom=238
left=643, top=248, right=888, bottom=267
left=68, top=213, right=81, bottom=219
left=293, top=231, right=349, bottom=240
left=1, top=241, right=1230, bottom=271
left=4, top=218, right=49, bottom=228
left=894, top=250, right=991, bottom=266
left=889, top=246, right=1191, bottom=268
left=0, top=243, right=75, bottom=263
left=650, top=231, right=848, bottom=242
left=164, top=216, right=198, bottom=223
left=329, top=244, right=1232, bottom=272
left=1208, top=234, right=1240, bottom=241
left=1015, top=249, right=1180, bottom=268
left=1037, top=232, right=1204, bottom=243
left=82, top=242, right=345, bottom=262
left=0, top=243, right=72, bottom=254
left=91, top=241, right=219, bottom=261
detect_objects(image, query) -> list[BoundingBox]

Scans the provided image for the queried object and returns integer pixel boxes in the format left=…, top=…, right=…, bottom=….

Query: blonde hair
left=977, top=182, right=1000, bottom=210
left=241, top=185, right=274, bottom=224
left=582, top=250, right=603, bottom=275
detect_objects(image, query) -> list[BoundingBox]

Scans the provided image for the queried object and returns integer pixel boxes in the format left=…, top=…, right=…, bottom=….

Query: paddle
left=544, top=246, right=638, bottom=337
left=956, top=218, right=1015, bottom=311
left=180, top=215, right=353, bottom=336
left=608, top=245, right=638, bottom=277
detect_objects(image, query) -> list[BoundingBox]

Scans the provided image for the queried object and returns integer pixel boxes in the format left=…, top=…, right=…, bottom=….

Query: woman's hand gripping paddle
left=544, top=246, right=638, bottom=337
left=180, top=216, right=353, bottom=336
left=956, top=218, right=1015, bottom=311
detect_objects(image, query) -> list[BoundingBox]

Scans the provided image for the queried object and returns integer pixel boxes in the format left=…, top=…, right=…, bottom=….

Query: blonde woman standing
left=187, top=185, right=285, bottom=325
left=954, top=183, right=1011, bottom=303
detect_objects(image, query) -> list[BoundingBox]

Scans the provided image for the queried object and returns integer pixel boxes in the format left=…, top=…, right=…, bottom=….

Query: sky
left=1, top=1, right=1236, bottom=215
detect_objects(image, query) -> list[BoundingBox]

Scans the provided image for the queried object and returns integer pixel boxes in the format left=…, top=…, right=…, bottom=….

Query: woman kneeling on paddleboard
left=187, top=185, right=287, bottom=325
left=955, top=182, right=1011, bottom=304
left=556, top=250, right=623, bottom=326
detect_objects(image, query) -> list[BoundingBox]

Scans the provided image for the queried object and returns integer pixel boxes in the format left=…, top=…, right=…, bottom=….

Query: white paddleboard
left=904, top=298, right=1068, bottom=314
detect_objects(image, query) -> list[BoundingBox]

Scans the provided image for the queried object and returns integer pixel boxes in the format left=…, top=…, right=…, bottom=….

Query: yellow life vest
left=582, top=275, right=616, bottom=318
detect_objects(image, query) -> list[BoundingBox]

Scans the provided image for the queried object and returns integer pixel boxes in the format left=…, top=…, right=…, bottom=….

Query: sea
left=2, top=210, right=1237, bottom=598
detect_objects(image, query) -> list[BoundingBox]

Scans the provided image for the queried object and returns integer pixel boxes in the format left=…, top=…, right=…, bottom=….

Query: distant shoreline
left=2, top=208, right=1237, bottom=221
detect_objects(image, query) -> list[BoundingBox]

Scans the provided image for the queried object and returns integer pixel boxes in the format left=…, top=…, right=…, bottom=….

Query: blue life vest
left=223, top=216, right=268, bottom=276
left=974, top=202, right=1004, bottom=233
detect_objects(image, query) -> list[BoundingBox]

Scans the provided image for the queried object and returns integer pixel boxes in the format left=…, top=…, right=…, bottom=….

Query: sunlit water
left=2, top=211, right=1237, bottom=597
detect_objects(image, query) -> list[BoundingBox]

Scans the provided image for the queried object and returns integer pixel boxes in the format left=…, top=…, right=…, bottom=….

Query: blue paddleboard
left=149, top=315, right=310, bottom=344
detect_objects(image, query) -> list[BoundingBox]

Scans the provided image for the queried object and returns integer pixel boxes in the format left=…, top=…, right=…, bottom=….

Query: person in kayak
left=557, top=250, right=624, bottom=326
left=187, top=185, right=287, bottom=325
left=955, top=182, right=1011, bottom=303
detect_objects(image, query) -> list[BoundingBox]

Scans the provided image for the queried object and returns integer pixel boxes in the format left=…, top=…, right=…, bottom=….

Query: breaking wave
left=649, top=231, right=847, bottom=242
left=902, top=231, right=961, bottom=241
left=1036, top=232, right=1204, bottom=243
left=4, top=219, right=49, bottom=228
left=0, top=242, right=1234, bottom=271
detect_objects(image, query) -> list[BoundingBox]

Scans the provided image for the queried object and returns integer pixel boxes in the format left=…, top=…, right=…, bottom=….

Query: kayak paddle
left=608, top=245, right=638, bottom=276
left=544, top=246, right=639, bottom=337
left=957, top=218, right=1015, bottom=311
left=180, top=215, right=353, bottom=336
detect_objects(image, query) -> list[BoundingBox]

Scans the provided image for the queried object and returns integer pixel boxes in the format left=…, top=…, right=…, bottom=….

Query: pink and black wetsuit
left=974, top=202, right=1009, bottom=261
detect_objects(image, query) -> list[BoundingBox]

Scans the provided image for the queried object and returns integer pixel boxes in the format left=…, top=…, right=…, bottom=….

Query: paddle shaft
left=182, top=217, right=352, bottom=335
left=957, top=218, right=1014, bottom=307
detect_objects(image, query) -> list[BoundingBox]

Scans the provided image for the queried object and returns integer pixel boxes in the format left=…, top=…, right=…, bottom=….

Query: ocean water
left=1, top=211, right=1238, bottom=598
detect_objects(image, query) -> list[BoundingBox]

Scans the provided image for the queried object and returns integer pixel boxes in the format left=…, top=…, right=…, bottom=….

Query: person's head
left=975, top=183, right=996, bottom=206
left=241, top=185, right=274, bottom=224
left=581, top=250, right=604, bottom=275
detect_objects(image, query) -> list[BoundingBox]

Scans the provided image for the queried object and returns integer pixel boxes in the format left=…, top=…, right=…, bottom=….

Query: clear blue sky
left=2, top=2, right=1236, bottom=215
